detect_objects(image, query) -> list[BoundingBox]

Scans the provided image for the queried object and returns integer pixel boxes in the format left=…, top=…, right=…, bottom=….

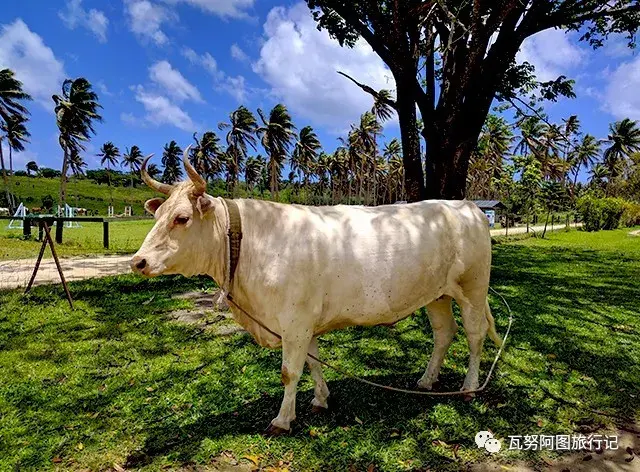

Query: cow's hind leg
left=417, top=295, right=457, bottom=390
left=306, top=337, right=330, bottom=412
left=456, top=287, right=489, bottom=396
left=267, top=329, right=313, bottom=435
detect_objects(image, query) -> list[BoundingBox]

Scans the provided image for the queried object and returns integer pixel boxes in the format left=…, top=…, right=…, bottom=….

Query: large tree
left=0, top=68, right=31, bottom=211
left=257, top=104, right=296, bottom=198
left=292, top=125, right=322, bottom=200
left=122, top=145, right=144, bottom=188
left=219, top=106, right=258, bottom=194
left=161, top=141, right=183, bottom=184
left=307, top=0, right=640, bottom=200
left=97, top=141, right=120, bottom=199
left=53, top=78, right=102, bottom=208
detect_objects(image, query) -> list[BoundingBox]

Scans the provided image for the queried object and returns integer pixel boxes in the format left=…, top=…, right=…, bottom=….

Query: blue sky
left=1, top=0, right=639, bottom=181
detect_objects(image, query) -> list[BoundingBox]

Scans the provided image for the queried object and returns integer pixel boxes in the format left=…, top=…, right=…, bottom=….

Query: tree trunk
left=424, top=129, right=474, bottom=200
left=395, top=76, right=425, bottom=202
left=9, top=145, right=13, bottom=176
left=60, top=145, right=70, bottom=211
left=542, top=210, right=551, bottom=238
left=0, top=139, right=14, bottom=212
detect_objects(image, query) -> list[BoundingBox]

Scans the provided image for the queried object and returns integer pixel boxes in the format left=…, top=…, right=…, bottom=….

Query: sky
left=1, top=0, right=639, bottom=181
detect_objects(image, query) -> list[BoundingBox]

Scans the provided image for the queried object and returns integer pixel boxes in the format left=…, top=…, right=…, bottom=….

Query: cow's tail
left=485, top=298, right=502, bottom=347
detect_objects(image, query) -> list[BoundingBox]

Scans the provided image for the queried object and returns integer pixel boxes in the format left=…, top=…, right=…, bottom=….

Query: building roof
left=472, top=200, right=505, bottom=209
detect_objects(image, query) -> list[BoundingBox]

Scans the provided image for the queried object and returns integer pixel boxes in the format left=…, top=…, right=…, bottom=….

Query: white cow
left=131, top=150, right=502, bottom=434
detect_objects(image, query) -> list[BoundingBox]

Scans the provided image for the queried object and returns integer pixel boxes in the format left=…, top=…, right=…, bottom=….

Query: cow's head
left=130, top=146, right=221, bottom=277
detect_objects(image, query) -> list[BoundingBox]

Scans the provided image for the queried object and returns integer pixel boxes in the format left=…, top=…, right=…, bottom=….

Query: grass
left=0, top=228, right=639, bottom=471
left=7, top=176, right=157, bottom=215
left=0, top=220, right=154, bottom=260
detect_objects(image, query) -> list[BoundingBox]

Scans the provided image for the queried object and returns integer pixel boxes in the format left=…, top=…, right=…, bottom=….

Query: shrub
left=577, top=196, right=635, bottom=231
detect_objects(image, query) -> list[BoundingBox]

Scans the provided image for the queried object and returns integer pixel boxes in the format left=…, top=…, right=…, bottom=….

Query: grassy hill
left=6, top=176, right=158, bottom=216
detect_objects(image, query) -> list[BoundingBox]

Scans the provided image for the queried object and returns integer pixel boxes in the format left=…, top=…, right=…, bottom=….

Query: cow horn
left=141, top=154, right=173, bottom=195
left=183, top=144, right=206, bottom=195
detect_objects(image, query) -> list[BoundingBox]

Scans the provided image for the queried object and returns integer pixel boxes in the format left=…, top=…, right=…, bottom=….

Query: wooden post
left=38, top=221, right=44, bottom=241
left=25, top=222, right=74, bottom=310
left=55, top=219, right=63, bottom=244
left=103, top=221, right=109, bottom=249
left=23, top=218, right=31, bottom=238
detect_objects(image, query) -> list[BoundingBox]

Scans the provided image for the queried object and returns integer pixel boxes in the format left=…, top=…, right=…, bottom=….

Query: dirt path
left=0, top=254, right=132, bottom=290
left=0, top=223, right=582, bottom=290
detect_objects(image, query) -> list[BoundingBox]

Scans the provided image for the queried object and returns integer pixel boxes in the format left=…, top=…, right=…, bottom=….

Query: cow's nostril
left=136, top=258, right=147, bottom=270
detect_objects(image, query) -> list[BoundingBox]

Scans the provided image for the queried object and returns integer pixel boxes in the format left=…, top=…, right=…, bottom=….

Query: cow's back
left=232, top=199, right=490, bottom=334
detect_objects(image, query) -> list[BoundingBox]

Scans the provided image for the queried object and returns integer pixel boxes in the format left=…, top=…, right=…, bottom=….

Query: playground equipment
left=7, top=203, right=26, bottom=229
left=57, top=204, right=81, bottom=228
left=108, top=205, right=114, bottom=217
left=124, top=206, right=132, bottom=217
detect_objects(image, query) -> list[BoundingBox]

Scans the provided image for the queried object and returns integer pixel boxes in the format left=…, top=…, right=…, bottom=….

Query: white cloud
left=149, top=60, right=203, bottom=102
left=253, top=3, right=395, bottom=131
left=0, top=19, right=66, bottom=109
left=603, top=55, right=640, bottom=120
left=96, top=80, right=112, bottom=96
left=517, top=29, right=586, bottom=82
left=125, top=0, right=175, bottom=45
left=131, top=85, right=196, bottom=131
left=59, top=0, right=109, bottom=43
left=230, top=43, right=249, bottom=63
left=182, top=47, right=247, bottom=102
left=160, top=0, right=254, bottom=19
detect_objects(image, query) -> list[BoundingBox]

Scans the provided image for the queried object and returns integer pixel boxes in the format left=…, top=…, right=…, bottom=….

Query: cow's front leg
left=307, top=337, right=329, bottom=412
left=266, top=329, right=313, bottom=435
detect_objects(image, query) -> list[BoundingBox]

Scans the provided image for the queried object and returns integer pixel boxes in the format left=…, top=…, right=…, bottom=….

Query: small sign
left=484, top=210, right=495, bottom=228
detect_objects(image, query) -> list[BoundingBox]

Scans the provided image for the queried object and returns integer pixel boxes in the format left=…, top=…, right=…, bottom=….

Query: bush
left=622, top=201, right=640, bottom=227
left=577, top=196, right=635, bottom=231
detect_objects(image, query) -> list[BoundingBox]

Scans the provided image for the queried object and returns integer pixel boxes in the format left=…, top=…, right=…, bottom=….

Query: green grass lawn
left=0, top=228, right=638, bottom=471
left=8, top=176, right=157, bottom=216
left=0, top=220, right=154, bottom=260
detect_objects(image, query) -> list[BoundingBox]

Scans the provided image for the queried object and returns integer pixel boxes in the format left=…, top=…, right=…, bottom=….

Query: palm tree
left=245, top=155, right=265, bottom=196
left=147, top=163, right=161, bottom=180
left=0, top=68, right=32, bottom=211
left=53, top=78, right=102, bottom=209
left=292, top=125, right=321, bottom=202
left=569, top=134, right=600, bottom=189
left=122, top=145, right=143, bottom=187
left=384, top=139, right=404, bottom=202
left=349, top=112, right=381, bottom=204
left=26, top=160, right=38, bottom=176
left=602, top=118, right=640, bottom=183
left=2, top=115, right=31, bottom=175
left=69, top=150, right=87, bottom=177
left=257, top=104, right=296, bottom=199
left=161, top=141, right=183, bottom=184
left=219, top=106, right=258, bottom=195
left=589, top=163, right=609, bottom=193
left=468, top=115, right=513, bottom=198
left=191, top=131, right=223, bottom=179
left=97, top=142, right=120, bottom=200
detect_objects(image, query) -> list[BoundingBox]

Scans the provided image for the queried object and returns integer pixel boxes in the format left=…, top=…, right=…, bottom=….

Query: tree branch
left=336, top=71, right=398, bottom=110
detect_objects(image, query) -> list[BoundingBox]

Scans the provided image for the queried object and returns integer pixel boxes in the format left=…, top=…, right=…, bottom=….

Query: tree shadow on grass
left=1, top=242, right=639, bottom=470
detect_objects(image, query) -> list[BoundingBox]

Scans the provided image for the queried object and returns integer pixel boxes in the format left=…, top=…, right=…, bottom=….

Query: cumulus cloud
left=131, top=85, right=196, bottom=131
left=161, top=0, right=254, bottom=19
left=149, top=60, right=203, bottom=102
left=59, top=0, right=109, bottom=43
left=182, top=47, right=248, bottom=102
left=125, top=0, right=175, bottom=45
left=0, top=19, right=66, bottom=109
left=253, top=3, right=395, bottom=131
left=516, top=28, right=586, bottom=82
left=603, top=56, right=640, bottom=120
left=230, top=43, right=249, bottom=63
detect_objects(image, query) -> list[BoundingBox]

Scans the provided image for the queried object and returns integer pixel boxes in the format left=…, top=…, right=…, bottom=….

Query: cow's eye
left=174, top=216, right=190, bottom=225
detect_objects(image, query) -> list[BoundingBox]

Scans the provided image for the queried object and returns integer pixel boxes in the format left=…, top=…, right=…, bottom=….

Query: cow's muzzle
left=130, top=255, right=148, bottom=274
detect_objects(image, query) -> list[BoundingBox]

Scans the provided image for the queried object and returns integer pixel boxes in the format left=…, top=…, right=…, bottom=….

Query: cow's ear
left=145, top=197, right=165, bottom=215
left=196, top=195, right=214, bottom=218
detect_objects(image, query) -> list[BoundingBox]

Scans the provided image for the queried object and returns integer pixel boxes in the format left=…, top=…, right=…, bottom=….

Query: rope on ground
left=226, top=286, right=514, bottom=397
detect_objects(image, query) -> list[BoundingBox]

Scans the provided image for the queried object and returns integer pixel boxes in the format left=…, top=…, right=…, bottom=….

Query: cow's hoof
left=311, top=404, right=328, bottom=414
left=264, top=423, right=290, bottom=437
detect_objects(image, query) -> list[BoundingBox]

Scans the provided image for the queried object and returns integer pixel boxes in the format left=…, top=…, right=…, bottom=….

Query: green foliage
left=576, top=195, right=631, bottom=231
left=41, top=194, right=54, bottom=211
